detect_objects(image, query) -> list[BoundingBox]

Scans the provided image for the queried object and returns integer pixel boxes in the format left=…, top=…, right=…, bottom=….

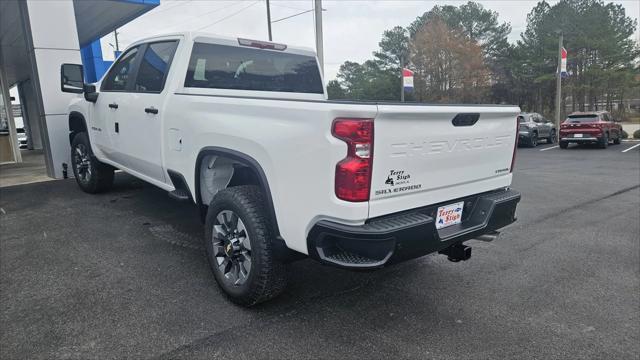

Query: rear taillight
left=510, top=116, right=518, bottom=173
left=332, top=118, right=374, bottom=202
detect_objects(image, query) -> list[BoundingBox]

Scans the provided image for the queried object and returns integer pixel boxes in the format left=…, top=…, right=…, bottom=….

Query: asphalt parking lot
left=1, top=141, right=639, bottom=359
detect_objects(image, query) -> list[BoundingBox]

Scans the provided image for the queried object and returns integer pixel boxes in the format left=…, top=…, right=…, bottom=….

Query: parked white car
left=61, top=32, right=521, bottom=306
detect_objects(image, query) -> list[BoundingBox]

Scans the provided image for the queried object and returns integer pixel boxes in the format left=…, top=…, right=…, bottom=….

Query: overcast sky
left=102, top=0, right=640, bottom=80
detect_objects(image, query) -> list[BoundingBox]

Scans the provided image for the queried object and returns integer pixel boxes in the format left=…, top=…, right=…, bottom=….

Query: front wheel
left=528, top=133, right=538, bottom=147
left=204, top=185, right=286, bottom=306
left=71, top=132, right=114, bottom=193
left=559, top=141, right=568, bottom=149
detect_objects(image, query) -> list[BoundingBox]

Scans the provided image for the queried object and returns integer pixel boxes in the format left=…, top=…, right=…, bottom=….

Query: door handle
left=145, top=107, right=158, bottom=114
left=108, top=103, right=118, bottom=109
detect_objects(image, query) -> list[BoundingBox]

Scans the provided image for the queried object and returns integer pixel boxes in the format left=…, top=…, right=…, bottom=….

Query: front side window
left=184, top=42, right=324, bottom=94
left=134, top=41, right=179, bottom=93
left=102, top=46, right=140, bottom=91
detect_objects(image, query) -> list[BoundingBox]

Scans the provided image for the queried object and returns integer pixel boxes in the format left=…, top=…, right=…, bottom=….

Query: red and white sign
left=403, top=68, right=414, bottom=90
left=561, top=47, right=568, bottom=77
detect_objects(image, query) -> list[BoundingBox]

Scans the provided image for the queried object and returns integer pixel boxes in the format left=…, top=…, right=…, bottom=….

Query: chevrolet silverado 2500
left=60, top=33, right=521, bottom=306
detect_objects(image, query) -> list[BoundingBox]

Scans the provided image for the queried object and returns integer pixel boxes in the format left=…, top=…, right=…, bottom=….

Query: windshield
left=565, top=115, right=599, bottom=123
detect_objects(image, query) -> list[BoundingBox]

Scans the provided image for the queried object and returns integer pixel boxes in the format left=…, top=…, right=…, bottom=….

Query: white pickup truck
left=61, top=32, right=521, bottom=306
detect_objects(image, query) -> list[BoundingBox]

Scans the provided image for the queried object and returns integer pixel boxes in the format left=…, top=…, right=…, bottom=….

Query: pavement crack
left=515, top=184, right=639, bottom=252
left=524, top=184, right=639, bottom=228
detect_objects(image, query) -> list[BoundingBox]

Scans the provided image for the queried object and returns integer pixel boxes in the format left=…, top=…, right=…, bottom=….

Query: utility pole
left=555, top=32, right=563, bottom=134
left=314, top=0, right=324, bottom=76
left=266, top=0, right=272, bottom=41
left=114, top=29, right=120, bottom=52
left=400, top=55, right=404, bottom=102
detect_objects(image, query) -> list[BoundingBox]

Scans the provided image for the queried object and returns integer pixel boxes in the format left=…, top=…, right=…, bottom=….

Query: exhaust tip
left=475, top=231, right=500, bottom=242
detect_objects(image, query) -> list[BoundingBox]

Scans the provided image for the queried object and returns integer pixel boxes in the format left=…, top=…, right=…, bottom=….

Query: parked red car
left=559, top=111, right=622, bottom=149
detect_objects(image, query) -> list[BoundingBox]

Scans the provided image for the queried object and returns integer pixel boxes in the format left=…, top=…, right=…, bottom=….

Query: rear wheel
left=528, top=132, right=538, bottom=147
left=613, top=132, right=621, bottom=145
left=204, top=185, right=286, bottom=306
left=559, top=141, right=568, bottom=149
left=599, top=133, right=609, bottom=149
left=546, top=130, right=557, bottom=144
left=71, top=132, right=114, bottom=193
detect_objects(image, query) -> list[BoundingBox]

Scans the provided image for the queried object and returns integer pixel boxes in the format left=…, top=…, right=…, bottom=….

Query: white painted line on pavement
left=622, top=143, right=640, bottom=153
left=539, top=145, right=559, bottom=151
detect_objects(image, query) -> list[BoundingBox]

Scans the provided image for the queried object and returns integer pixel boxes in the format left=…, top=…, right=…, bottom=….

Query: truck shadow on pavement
left=105, top=173, right=440, bottom=305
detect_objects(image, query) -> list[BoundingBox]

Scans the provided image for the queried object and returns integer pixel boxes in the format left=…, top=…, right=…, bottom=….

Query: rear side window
left=134, top=41, right=178, bottom=93
left=102, top=46, right=140, bottom=91
left=184, top=42, right=323, bottom=94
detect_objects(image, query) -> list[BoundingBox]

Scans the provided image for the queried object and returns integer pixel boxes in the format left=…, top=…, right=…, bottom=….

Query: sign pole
left=400, top=55, right=404, bottom=103
left=555, top=33, right=563, bottom=134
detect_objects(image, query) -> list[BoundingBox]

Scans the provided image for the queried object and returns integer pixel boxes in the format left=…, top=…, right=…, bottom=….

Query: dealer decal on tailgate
left=374, top=169, right=422, bottom=196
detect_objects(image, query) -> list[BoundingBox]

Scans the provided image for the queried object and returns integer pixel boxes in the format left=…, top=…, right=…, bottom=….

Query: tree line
left=327, top=0, right=639, bottom=120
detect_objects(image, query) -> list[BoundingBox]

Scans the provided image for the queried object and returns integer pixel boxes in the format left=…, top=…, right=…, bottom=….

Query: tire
left=528, top=132, right=538, bottom=147
left=598, top=133, right=609, bottom=149
left=546, top=130, right=557, bottom=144
left=204, top=185, right=286, bottom=306
left=613, top=132, right=621, bottom=145
left=559, top=141, right=568, bottom=149
left=71, top=132, right=114, bottom=193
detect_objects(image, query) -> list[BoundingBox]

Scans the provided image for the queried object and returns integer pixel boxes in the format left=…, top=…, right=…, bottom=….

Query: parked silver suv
left=518, top=112, right=556, bottom=147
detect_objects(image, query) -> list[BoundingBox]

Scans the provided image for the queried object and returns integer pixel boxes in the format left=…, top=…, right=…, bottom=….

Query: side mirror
left=84, top=84, right=98, bottom=103
left=60, top=63, right=84, bottom=94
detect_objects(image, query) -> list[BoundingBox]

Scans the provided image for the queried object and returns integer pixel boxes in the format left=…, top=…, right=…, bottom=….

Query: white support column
left=23, top=0, right=82, bottom=178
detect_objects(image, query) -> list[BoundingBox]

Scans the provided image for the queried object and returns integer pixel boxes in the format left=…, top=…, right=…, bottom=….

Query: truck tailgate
left=369, top=104, right=519, bottom=218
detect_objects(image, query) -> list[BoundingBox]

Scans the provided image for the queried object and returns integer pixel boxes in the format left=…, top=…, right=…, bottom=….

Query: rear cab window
left=184, top=42, right=324, bottom=94
left=566, top=114, right=600, bottom=123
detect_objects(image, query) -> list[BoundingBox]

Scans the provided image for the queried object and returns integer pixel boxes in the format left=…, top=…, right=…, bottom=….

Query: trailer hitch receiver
left=439, top=244, right=472, bottom=262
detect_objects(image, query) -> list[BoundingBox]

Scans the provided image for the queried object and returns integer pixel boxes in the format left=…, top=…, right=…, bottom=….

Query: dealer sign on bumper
left=436, top=201, right=464, bottom=230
